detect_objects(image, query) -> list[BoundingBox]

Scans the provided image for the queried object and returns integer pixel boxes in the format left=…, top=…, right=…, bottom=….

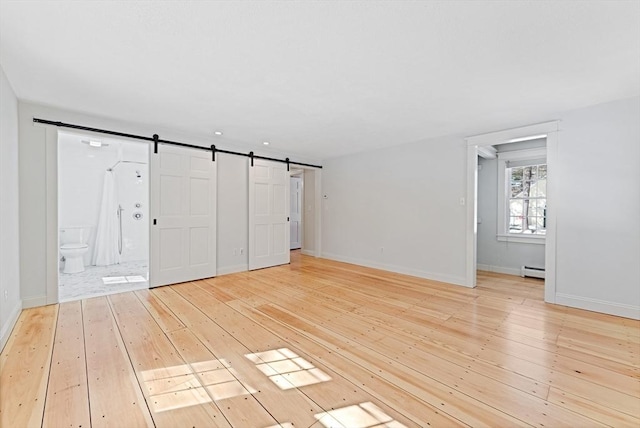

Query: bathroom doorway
left=57, top=132, right=149, bottom=302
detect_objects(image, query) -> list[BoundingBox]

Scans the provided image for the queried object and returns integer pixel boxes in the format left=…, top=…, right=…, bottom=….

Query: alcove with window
left=477, top=137, right=546, bottom=276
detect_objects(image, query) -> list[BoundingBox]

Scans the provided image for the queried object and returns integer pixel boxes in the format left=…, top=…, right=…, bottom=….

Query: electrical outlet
left=3, top=290, right=8, bottom=301
left=233, top=248, right=237, bottom=255
left=239, top=248, right=244, bottom=255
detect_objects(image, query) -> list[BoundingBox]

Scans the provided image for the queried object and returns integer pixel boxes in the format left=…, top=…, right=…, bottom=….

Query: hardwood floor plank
left=135, top=288, right=186, bottom=333
left=547, top=387, right=640, bottom=427
left=257, top=303, right=528, bottom=427
left=175, top=280, right=422, bottom=427
left=228, top=299, right=468, bottom=427
left=165, top=328, right=280, bottom=427
left=0, top=305, right=57, bottom=428
left=107, top=291, right=232, bottom=427
left=151, top=285, right=326, bottom=427
left=82, top=297, right=154, bottom=427
left=42, top=301, right=90, bottom=428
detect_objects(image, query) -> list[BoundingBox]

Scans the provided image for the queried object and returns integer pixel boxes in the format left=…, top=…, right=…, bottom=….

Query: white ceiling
left=1, top=1, right=638, bottom=160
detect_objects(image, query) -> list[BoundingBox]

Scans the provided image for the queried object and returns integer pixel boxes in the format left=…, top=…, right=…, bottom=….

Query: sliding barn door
left=150, top=145, right=216, bottom=287
left=249, top=159, right=290, bottom=270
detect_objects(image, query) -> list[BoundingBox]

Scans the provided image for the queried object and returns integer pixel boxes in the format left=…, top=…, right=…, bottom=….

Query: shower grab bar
left=117, top=204, right=124, bottom=255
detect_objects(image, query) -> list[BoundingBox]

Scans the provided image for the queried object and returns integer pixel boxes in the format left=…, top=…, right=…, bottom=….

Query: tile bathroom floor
left=59, top=260, right=149, bottom=302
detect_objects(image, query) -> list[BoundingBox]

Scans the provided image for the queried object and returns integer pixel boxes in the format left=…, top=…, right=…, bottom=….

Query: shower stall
left=93, top=159, right=149, bottom=266
left=113, top=159, right=148, bottom=263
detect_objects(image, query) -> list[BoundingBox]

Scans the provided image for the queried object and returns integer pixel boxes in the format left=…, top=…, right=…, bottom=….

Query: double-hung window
left=497, top=148, right=547, bottom=244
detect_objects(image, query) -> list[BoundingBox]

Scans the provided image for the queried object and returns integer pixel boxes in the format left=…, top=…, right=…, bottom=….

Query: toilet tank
left=60, top=227, right=90, bottom=245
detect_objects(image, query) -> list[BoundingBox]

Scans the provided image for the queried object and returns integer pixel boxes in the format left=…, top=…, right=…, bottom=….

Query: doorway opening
left=476, top=138, right=547, bottom=280
left=290, top=169, right=304, bottom=251
left=57, top=131, right=149, bottom=302
left=466, top=121, right=558, bottom=303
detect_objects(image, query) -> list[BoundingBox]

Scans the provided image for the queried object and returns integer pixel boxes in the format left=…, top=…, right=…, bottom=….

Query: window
left=507, top=163, right=546, bottom=235
left=497, top=147, right=546, bottom=244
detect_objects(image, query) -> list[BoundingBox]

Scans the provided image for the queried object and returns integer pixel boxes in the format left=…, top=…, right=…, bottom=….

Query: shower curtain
left=92, top=171, right=121, bottom=266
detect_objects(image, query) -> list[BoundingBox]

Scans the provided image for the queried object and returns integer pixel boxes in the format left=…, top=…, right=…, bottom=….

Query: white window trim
left=497, top=234, right=546, bottom=244
left=497, top=147, right=547, bottom=244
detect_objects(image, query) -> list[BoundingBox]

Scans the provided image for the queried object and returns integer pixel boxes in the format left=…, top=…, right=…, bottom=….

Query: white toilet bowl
left=60, top=244, right=89, bottom=273
left=60, top=227, right=90, bottom=274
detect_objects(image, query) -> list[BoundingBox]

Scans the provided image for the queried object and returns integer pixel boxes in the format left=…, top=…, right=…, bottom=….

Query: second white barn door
left=249, top=159, right=290, bottom=270
left=150, top=145, right=217, bottom=287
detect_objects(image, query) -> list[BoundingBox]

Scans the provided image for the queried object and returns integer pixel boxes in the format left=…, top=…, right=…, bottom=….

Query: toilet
left=60, top=227, right=90, bottom=274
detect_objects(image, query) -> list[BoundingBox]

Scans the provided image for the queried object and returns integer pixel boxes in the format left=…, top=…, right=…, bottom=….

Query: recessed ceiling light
left=214, top=131, right=223, bottom=136
left=263, top=141, right=270, bottom=146
left=81, top=140, right=109, bottom=148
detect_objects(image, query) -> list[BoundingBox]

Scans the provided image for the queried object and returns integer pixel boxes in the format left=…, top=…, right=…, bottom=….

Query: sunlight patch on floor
left=140, top=358, right=256, bottom=412
left=102, top=275, right=147, bottom=285
left=314, top=402, right=407, bottom=428
left=245, top=347, right=331, bottom=390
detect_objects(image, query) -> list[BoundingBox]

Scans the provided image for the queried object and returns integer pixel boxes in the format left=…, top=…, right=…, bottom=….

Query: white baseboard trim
left=477, top=264, right=521, bottom=277
left=22, top=295, right=47, bottom=309
left=555, top=292, right=640, bottom=320
left=217, top=264, right=249, bottom=276
left=0, top=300, right=23, bottom=353
left=301, top=249, right=316, bottom=257
left=321, top=252, right=468, bottom=287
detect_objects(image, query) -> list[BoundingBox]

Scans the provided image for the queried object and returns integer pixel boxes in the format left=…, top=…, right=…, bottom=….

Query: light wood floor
left=2, top=252, right=639, bottom=427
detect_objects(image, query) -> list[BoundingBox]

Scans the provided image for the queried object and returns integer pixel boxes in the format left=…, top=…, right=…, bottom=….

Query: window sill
left=497, top=234, right=546, bottom=245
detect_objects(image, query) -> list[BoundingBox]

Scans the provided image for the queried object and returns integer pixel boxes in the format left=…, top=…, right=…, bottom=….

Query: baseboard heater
left=521, top=265, right=545, bottom=279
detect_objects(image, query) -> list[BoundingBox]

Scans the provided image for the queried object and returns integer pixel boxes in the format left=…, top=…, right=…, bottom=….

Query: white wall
left=0, top=65, right=22, bottom=351
left=322, top=96, right=639, bottom=318
left=18, top=101, right=321, bottom=306
left=217, top=153, right=249, bottom=274
left=554, top=96, right=640, bottom=317
left=302, top=169, right=317, bottom=255
left=321, top=136, right=468, bottom=285
left=477, top=156, right=545, bottom=275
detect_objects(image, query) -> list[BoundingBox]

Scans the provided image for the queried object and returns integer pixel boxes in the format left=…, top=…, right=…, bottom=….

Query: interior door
left=150, top=145, right=216, bottom=287
left=249, top=159, right=290, bottom=270
left=290, top=176, right=302, bottom=250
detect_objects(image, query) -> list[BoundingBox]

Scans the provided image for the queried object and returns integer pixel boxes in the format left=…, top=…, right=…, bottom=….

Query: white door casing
left=290, top=176, right=302, bottom=250
left=150, top=145, right=216, bottom=287
left=465, top=121, right=558, bottom=301
left=249, top=159, right=290, bottom=270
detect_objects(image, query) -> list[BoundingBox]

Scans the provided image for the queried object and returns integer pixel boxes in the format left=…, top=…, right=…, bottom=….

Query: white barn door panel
left=150, top=145, right=216, bottom=287
left=249, top=159, right=290, bottom=270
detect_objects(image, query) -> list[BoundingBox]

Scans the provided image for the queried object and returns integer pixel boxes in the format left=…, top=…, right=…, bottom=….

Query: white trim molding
left=321, top=252, right=468, bottom=287
left=477, top=145, right=497, bottom=159
left=216, top=264, right=249, bottom=276
left=466, top=121, right=559, bottom=147
left=555, top=293, right=640, bottom=320
left=496, top=234, right=546, bottom=245
left=22, top=295, right=48, bottom=309
left=496, top=147, right=547, bottom=243
left=0, top=300, right=22, bottom=353
left=477, top=264, right=522, bottom=277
